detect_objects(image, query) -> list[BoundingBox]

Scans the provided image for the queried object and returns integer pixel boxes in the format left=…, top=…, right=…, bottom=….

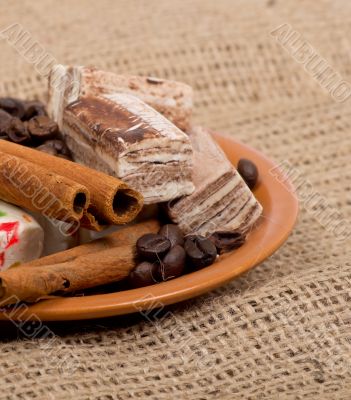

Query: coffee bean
left=158, top=224, right=184, bottom=248
left=210, top=231, right=245, bottom=254
left=159, top=245, right=186, bottom=281
left=0, top=109, right=12, bottom=134
left=0, top=98, right=25, bottom=119
left=184, top=235, right=217, bottom=269
left=128, top=261, right=159, bottom=288
left=36, top=139, right=72, bottom=158
left=5, top=118, right=31, bottom=144
left=55, top=140, right=71, bottom=156
left=47, top=139, right=70, bottom=153
left=36, top=143, right=58, bottom=156
left=237, top=158, right=258, bottom=189
left=136, top=233, right=171, bottom=261
left=22, top=101, right=47, bottom=121
left=27, top=116, right=58, bottom=142
left=52, top=139, right=65, bottom=152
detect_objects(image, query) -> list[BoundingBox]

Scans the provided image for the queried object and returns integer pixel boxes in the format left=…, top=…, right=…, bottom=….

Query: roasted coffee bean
left=36, top=140, right=72, bottom=158
left=158, top=224, right=184, bottom=248
left=0, top=98, right=25, bottom=119
left=128, top=261, right=159, bottom=288
left=210, top=231, right=245, bottom=254
left=184, top=235, right=217, bottom=269
left=159, top=245, right=186, bottom=281
left=22, top=101, right=47, bottom=120
left=5, top=118, right=31, bottom=144
left=27, top=116, right=59, bottom=141
left=136, top=233, right=171, bottom=261
left=57, top=140, right=71, bottom=156
left=237, top=158, right=258, bottom=190
left=0, top=109, right=12, bottom=134
left=45, top=139, right=70, bottom=154
left=36, top=143, right=58, bottom=156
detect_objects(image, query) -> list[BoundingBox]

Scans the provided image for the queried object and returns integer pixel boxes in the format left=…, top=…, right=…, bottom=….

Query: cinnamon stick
left=0, top=150, right=89, bottom=222
left=0, top=140, right=143, bottom=227
left=27, top=218, right=160, bottom=267
left=0, top=245, right=136, bottom=305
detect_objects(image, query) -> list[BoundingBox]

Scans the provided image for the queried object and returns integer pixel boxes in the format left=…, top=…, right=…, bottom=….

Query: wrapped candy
left=0, top=200, right=44, bottom=270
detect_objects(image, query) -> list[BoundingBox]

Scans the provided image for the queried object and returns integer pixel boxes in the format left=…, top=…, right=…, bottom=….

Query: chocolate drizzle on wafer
left=61, top=93, right=194, bottom=204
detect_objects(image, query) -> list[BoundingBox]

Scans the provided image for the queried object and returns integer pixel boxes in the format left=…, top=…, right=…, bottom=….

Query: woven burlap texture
left=0, top=1, right=350, bottom=399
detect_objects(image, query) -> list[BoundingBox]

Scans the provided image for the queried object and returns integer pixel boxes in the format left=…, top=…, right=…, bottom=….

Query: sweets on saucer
left=0, top=64, right=264, bottom=303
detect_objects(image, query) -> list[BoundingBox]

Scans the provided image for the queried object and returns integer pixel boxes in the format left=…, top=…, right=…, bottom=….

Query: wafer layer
left=168, top=126, right=262, bottom=236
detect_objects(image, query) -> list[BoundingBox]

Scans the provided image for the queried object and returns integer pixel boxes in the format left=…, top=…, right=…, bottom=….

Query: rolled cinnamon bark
left=0, top=151, right=89, bottom=222
left=0, top=245, right=136, bottom=305
left=0, top=140, right=143, bottom=227
left=80, top=210, right=106, bottom=231
left=27, top=218, right=160, bottom=267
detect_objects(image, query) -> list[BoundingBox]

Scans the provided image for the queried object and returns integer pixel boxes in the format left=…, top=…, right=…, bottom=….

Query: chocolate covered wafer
left=168, top=126, right=263, bottom=237
left=61, top=94, right=194, bottom=204
left=48, top=64, right=193, bottom=131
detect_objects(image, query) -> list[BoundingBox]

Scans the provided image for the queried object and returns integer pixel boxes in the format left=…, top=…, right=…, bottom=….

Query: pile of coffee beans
left=237, top=158, right=259, bottom=189
left=0, top=97, right=71, bottom=159
left=128, top=224, right=245, bottom=288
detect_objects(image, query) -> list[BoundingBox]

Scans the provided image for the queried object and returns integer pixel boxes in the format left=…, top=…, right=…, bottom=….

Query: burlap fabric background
left=0, top=1, right=350, bottom=399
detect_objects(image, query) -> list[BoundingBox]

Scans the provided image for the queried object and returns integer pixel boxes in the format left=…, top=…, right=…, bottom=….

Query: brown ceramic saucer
left=0, top=132, right=298, bottom=321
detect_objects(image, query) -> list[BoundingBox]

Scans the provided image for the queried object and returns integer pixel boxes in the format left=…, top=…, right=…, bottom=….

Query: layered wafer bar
left=168, top=126, right=262, bottom=236
left=62, top=94, right=194, bottom=204
left=48, top=65, right=193, bottom=131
